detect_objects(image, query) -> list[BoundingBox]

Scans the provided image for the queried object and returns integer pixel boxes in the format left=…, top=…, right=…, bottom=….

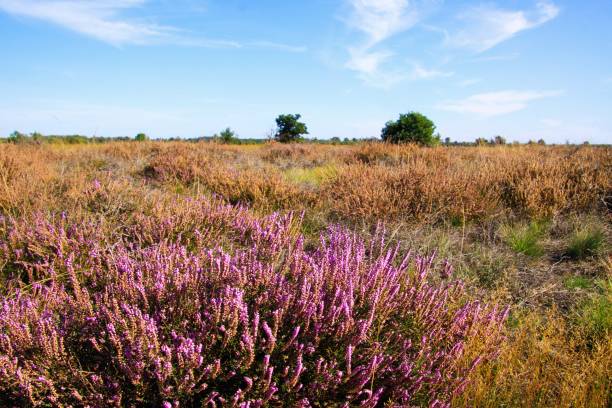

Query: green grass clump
left=566, top=227, right=604, bottom=260
left=576, top=279, right=612, bottom=343
left=502, top=221, right=547, bottom=257
left=564, top=275, right=592, bottom=290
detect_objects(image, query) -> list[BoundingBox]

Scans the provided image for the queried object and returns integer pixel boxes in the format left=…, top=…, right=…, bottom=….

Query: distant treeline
left=0, top=131, right=601, bottom=146
left=0, top=131, right=371, bottom=145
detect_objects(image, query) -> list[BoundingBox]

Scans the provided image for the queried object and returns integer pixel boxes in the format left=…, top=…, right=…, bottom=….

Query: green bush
left=381, top=112, right=439, bottom=146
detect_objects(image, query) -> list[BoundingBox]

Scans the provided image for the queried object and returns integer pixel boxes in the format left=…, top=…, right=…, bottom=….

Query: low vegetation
left=566, top=226, right=605, bottom=260
left=0, top=141, right=610, bottom=407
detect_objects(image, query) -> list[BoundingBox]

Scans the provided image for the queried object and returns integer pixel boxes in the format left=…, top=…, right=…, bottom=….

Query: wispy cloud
left=447, top=1, right=559, bottom=52
left=0, top=0, right=170, bottom=45
left=342, top=0, right=440, bottom=87
left=345, top=50, right=451, bottom=87
left=246, top=41, right=307, bottom=53
left=470, top=52, right=520, bottom=62
left=457, top=78, right=481, bottom=87
left=345, top=0, right=423, bottom=46
left=409, top=62, right=453, bottom=80
left=0, top=0, right=305, bottom=51
left=438, top=89, right=563, bottom=116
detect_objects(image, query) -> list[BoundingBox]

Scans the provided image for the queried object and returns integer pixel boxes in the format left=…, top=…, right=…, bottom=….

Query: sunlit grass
left=501, top=221, right=548, bottom=257
left=283, top=164, right=338, bottom=186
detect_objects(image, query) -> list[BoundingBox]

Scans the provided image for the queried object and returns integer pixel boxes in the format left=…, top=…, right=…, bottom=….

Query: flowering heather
left=0, top=198, right=507, bottom=407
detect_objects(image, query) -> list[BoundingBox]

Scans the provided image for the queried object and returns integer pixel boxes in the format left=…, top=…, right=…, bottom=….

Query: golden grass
left=2, top=142, right=609, bottom=221
left=457, top=308, right=611, bottom=408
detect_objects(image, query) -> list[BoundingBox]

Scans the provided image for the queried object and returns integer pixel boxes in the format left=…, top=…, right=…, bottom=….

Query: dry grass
left=457, top=309, right=611, bottom=408
left=2, top=142, right=609, bottom=221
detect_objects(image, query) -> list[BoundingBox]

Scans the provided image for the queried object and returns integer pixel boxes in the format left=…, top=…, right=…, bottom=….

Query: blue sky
left=0, top=0, right=610, bottom=143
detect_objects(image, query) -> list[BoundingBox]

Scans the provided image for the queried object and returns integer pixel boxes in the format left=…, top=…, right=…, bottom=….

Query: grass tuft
left=566, top=227, right=604, bottom=260
left=501, top=221, right=547, bottom=257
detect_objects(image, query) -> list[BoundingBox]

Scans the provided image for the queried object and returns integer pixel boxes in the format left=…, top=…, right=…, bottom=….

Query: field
left=0, top=141, right=610, bottom=407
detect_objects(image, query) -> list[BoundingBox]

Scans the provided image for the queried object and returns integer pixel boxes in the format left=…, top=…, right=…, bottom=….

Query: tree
left=493, top=135, right=506, bottom=145
left=8, top=131, right=27, bottom=144
left=135, top=133, right=149, bottom=141
left=274, top=114, right=308, bottom=143
left=381, top=112, right=439, bottom=146
left=217, top=127, right=237, bottom=144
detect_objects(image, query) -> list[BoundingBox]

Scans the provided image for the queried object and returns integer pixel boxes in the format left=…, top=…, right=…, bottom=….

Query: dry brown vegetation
left=1, top=140, right=610, bottom=407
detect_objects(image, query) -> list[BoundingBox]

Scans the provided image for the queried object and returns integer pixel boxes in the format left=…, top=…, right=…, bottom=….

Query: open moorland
left=0, top=141, right=610, bottom=407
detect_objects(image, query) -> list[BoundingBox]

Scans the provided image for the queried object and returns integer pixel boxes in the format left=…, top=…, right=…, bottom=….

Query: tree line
left=3, top=112, right=561, bottom=146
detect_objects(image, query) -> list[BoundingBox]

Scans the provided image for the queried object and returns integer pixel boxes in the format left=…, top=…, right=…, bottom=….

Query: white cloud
left=345, top=50, right=451, bottom=88
left=448, top=1, right=559, bottom=52
left=346, top=0, right=422, bottom=46
left=246, top=41, right=307, bottom=53
left=346, top=47, right=393, bottom=75
left=470, top=53, right=520, bottom=62
left=0, top=0, right=305, bottom=51
left=342, top=0, right=440, bottom=86
left=409, top=62, right=453, bottom=80
left=0, top=0, right=169, bottom=45
left=438, top=90, right=563, bottom=116
left=346, top=48, right=405, bottom=87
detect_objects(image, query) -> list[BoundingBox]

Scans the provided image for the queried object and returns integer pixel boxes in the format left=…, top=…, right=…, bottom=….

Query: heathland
left=0, top=141, right=610, bottom=407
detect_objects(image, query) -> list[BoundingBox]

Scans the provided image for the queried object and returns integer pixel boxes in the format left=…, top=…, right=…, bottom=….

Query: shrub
left=135, top=133, right=149, bottom=142
left=0, top=204, right=507, bottom=407
left=381, top=112, right=439, bottom=146
left=274, top=114, right=308, bottom=143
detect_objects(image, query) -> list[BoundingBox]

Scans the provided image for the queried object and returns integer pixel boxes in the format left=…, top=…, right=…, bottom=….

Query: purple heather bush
left=0, top=196, right=507, bottom=407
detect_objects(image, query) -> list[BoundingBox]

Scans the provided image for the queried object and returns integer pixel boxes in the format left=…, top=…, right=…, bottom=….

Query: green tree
left=493, top=135, right=507, bottom=145
left=381, top=112, right=439, bottom=146
left=274, top=114, right=308, bottom=143
left=217, top=127, right=237, bottom=144
left=135, top=133, right=149, bottom=142
left=8, top=131, right=27, bottom=144
left=475, top=138, right=489, bottom=146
